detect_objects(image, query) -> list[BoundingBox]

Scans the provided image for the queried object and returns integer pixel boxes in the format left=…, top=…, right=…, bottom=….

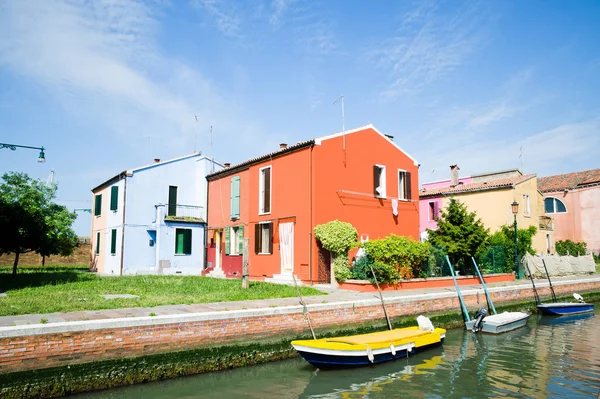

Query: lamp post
left=511, top=201, right=519, bottom=279
left=0, top=143, right=46, bottom=163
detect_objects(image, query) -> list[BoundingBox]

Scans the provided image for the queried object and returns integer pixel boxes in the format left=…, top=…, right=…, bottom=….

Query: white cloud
left=368, top=1, right=491, bottom=100
left=190, top=0, right=242, bottom=38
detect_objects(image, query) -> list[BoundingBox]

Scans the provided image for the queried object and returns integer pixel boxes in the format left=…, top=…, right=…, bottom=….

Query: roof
left=537, top=168, right=600, bottom=192
left=206, top=124, right=418, bottom=180
left=92, top=153, right=220, bottom=192
left=420, top=173, right=536, bottom=197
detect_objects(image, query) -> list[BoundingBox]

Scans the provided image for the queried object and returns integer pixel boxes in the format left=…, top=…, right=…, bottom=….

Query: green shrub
left=314, top=220, right=358, bottom=282
left=555, top=239, right=587, bottom=256
left=351, top=257, right=398, bottom=284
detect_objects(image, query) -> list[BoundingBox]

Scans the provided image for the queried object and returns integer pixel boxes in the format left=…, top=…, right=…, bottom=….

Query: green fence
left=422, top=245, right=510, bottom=278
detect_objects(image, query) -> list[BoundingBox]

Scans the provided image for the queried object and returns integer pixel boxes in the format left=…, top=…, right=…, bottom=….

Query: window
left=523, top=194, right=531, bottom=217
left=95, top=231, right=100, bottom=255
left=94, top=194, right=102, bottom=216
left=168, top=186, right=178, bottom=217
left=428, top=201, right=438, bottom=221
left=110, top=229, right=117, bottom=255
left=110, top=186, right=119, bottom=211
left=544, top=197, right=567, bottom=214
left=254, top=222, right=273, bottom=254
left=259, top=166, right=271, bottom=214
left=226, top=225, right=245, bottom=255
left=230, top=176, right=241, bottom=220
left=175, top=228, right=192, bottom=255
left=373, top=165, right=386, bottom=198
left=398, top=170, right=412, bottom=200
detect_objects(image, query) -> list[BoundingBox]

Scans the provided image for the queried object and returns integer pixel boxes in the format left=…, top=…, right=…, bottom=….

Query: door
left=215, top=231, right=221, bottom=271
left=317, top=242, right=331, bottom=283
left=279, top=222, right=294, bottom=274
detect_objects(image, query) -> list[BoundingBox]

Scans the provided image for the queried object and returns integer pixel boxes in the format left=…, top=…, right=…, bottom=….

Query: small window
left=398, top=170, right=412, bottom=200
left=254, top=222, right=273, bottom=254
left=110, top=186, right=119, bottom=211
left=230, top=176, right=241, bottom=220
left=168, top=186, right=178, bottom=217
left=544, top=197, right=567, bottom=214
left=95, top=231, right=100, bottom=255
left=523, top=194, right=531, bottom=217
left=373, top=165, right=386, bottom=198
left=110, top=229, right=117, bottom=255
left=227, top=225, right=245, bottom=255
left=428, top=201, right=438, bottom=221
left=259, top=166, right=271, bottom=214
left=94, top=194, right=102, bottom=216
left=175, top=228, right=192, bottom=255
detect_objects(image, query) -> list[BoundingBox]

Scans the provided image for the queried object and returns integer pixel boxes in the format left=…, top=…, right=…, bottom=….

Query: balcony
left=164, top=204, right=205, bottom=223
left=539, top=215, right=553, bottom=230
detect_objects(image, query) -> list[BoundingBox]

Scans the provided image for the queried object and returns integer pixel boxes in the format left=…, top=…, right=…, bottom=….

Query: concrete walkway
left=0, top=274, right=598, bottom=328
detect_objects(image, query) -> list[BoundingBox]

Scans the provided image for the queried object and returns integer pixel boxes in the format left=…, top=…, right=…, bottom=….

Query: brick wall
left=0, top=244, right=91, bottom=267
left=1, top=279, right=599, bottom=373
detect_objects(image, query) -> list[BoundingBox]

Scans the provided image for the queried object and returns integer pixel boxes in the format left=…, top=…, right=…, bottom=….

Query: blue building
left=90, top=154, right=223, bottom=275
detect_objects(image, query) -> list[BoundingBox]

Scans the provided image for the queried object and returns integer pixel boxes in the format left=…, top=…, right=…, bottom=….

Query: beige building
left=420, top=168, right=554, bottom=254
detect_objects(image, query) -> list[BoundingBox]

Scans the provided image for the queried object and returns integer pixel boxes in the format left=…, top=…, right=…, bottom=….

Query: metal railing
left=164, top=204, right=205, bottom=222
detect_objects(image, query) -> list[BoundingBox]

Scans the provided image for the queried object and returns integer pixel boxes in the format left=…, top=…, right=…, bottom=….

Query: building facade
left=538, top=168, right=600, bottom=255
left=206, top=124, right=420, bottom=284
left=90, top=154, right=223, bottom=275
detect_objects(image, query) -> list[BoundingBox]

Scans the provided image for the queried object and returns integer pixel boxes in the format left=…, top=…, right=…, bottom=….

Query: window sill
left=174, top=253, right=191, bottom=256
left=228, top=253, right=241, bottom=256
left=257, top=252, right=272, bottom=256
left=523, top=214, right=531, bottom=218
left=258, top=211, right=272, bottom=216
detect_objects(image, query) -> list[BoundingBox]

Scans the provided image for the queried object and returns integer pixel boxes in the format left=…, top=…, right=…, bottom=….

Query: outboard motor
left=472, top=308, right=487, bottom=333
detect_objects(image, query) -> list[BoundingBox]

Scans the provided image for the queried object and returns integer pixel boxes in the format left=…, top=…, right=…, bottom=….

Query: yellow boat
left=292, top=316, right=446, bottom=368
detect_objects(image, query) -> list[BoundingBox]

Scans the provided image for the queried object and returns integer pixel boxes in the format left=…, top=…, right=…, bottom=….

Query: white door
left=279, top=222, right=294, bottom=274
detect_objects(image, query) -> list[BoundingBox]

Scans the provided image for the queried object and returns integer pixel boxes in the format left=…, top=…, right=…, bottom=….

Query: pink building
left=538, top=168, right=600, bottom=255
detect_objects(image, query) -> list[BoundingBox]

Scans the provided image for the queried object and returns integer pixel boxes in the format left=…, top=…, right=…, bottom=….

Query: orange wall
left=312, top=128, right=419, bottom=260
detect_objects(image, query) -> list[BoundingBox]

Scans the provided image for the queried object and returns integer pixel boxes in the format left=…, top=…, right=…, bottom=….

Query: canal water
left=79, top=309, right=600, bottom=399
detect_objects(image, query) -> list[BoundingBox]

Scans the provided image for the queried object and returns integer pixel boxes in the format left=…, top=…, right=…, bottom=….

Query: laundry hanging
left=391, top=198, right=399, bottom=216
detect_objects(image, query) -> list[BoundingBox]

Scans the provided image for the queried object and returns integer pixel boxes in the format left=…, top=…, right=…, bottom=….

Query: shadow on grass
left=0, top=267, right=96, bottom=291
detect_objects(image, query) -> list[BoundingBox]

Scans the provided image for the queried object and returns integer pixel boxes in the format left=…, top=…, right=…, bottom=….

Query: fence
left=423, top=245, right=510, bottom=278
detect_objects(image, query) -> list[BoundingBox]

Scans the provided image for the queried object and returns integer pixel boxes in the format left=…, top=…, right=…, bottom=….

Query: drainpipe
left=205, top=175, right=210, bottom=271
left=119, top=175, right=127, bottom=276
left=309, top=144, right=314, bottom=284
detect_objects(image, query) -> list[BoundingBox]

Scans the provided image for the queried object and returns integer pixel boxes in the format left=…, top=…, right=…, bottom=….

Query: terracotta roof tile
left=420, top=174, right=536, bottom=197
left=537, top=168, right=600, bottom=192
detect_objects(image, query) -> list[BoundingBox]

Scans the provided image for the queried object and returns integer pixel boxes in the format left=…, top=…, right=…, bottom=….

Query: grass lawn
left=0, top=265, right=325, bottom=316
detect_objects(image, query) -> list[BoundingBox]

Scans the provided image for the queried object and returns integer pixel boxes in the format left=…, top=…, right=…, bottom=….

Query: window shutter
left=406, top=172, right=412, bottom=200
left=110, top=186, right=118, bottom=211
left=254, top=223, right=260, bottom=254
left=238, top=225, right=244, bottom=254
left=184, top=229, right=192, bottom=255
left=373, top=165, right=379, bottom=195
left=264, top=168, right=271, bottom=213
left=224, top=227, right=230, bottom=255
left=96, top=231, right=101, bottom=254
left=268, top=224, right=273, bottom=254
left=230, top=177, right=240, bottom=220
left=433, top=201, right=439, bottom=219
left=168, top=186, right=177, bottom=217
left=94, top=194, right=102, bottom=216
left=110, top=229, right=117, bottom=254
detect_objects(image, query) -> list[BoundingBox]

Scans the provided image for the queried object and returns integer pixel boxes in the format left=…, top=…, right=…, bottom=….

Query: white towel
left=392, top=198, right=398, bottom=216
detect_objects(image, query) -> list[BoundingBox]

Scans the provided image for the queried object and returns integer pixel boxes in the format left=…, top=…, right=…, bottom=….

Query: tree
left=0, top=172, right=78, bottom=275
left=314, top=220, right=358, bottom=281
left=486, top=225, right=537, bottom=273
left=426, top=198, right=490, bottom=275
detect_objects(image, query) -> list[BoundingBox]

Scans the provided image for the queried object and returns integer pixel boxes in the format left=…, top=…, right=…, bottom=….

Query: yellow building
left=420, top=167, right=554, bottom=254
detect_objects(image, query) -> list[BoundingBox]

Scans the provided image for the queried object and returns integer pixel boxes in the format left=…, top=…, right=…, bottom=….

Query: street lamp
left=0, top=143, right=46, bottom=163
left=511, top=201, right=519, bottom=279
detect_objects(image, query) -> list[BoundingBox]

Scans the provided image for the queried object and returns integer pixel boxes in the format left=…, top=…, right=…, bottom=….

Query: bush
left=333, top=255, right=352, bottom=282
left=314, top=220, right=358, bottom=282
left=351, top=257, right=398, bottom=284
left=555, top=240, right=587, bottom=256
left=594, top=253, right=600, bottom=265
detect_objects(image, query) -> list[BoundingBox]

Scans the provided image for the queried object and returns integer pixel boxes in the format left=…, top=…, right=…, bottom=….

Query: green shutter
left=168, top=186, right=177, bottom=217
left=175, top=229, right=184, bottom=254
left=224, top=227, right=230, bottom=255
left=238, top=225, right=244, bottom=254
left=230, top=176, right=240, bottom=220
left=184, top=229, right=192, bottom=255
left=95, top=232, right=100, bottom=254
left=110, top=186, right=118, bottom=211
left=94, top=194, right=102, bottom=216
left=110, top=229, right=117, bottom=254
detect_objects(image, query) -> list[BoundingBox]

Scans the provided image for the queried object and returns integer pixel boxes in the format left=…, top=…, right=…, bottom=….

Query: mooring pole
left=292, top=274, right=316, bottom=340
left=369, top=264, right=393, bottom=331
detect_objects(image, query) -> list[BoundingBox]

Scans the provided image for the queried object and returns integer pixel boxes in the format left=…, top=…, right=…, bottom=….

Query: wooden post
left=242, top=238, right=249, bottom=289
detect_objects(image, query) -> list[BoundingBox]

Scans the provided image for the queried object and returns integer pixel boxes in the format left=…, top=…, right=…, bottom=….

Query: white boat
left=465, top=311, right=531, bottom=334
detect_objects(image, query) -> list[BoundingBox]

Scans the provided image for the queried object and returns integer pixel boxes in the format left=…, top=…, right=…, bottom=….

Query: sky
left=1, top=0, right=599, bottom=236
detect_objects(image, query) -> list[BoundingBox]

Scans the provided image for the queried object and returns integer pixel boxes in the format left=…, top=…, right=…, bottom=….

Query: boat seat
left=326, top=328, right=429, bottom=346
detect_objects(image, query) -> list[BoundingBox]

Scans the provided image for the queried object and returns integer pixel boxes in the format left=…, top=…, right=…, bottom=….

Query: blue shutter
left=230, top=176, right=241, bottom=220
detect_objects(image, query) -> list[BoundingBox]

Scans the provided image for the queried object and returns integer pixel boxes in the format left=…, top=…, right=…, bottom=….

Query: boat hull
left=465, top=312, right=530, bottom=334
left=291, top=326, right=446, bottom=369
left=537, top=302, right=594, bottom=316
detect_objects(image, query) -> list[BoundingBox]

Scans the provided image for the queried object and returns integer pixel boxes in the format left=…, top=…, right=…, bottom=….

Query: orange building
left=205, top=125, right=420, bottom=284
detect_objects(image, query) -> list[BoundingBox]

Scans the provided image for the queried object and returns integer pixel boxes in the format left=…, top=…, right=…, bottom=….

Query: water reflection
left=77, top=310, right=600, bottom=399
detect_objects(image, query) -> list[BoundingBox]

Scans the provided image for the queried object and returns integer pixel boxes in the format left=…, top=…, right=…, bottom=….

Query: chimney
left=279, top=143, right=288, bottom=149
left=224, top=163, right=231, bottom=168
left=450, top=164, right=460, bottom=187
left=154, top=158, right=161, bottom=163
